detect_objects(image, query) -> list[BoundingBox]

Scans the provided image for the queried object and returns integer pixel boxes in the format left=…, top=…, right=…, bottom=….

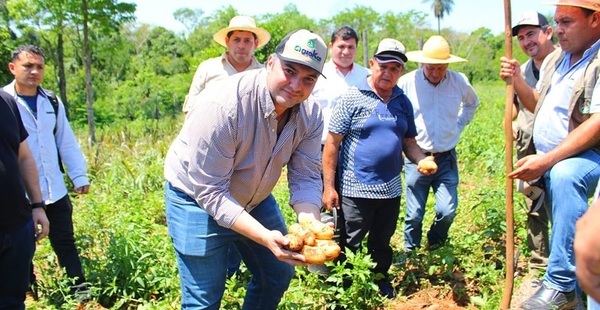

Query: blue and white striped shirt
left=329, top=81, right=417, bottom=199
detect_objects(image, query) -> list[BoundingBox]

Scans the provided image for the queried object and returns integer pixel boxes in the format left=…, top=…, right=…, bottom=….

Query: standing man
left=311, top=25, right=370, bottom=145
left=164, top=29, right=328, bottom=309
left=398, top=35, right=480, bottom=252
left=322, top=38, right=437, bottom=298
left=0, top=89, right=49, bottom=309
left=512, top=11, right=554, bottom=271
left=4, top=45, right=91, bottom=298
left=511, top=11, right=556, bottom=273
left=500, top=0, right=600, bottom=308
left=182, top=15, right=271, bottom=113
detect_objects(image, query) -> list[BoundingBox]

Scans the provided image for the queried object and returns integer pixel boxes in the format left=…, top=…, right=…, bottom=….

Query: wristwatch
left=30, top=202, right=46, bottom=211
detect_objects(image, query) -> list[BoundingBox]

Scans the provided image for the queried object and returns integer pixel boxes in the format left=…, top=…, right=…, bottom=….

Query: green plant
left=27, top=83, right=527, bottom=309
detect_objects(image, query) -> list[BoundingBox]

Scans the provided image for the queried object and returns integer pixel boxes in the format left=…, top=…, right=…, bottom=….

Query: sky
left=130, top=0, right=557, bottom=35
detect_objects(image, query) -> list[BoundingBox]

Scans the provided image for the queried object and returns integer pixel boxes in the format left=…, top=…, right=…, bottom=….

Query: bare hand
left=417, top=156, right=438, bottom=175
left=507, top=154, right=551, bottom=182
left=75, top=184, right=90, bottom=194
left=499, top=56, right=521, bottom=82
left=575, top=200, right=600, bottom=302
left=267, top=230, right=309, bottom=266
left=32, top=208, right=49, bottom=241
left=321, top=187, right=340, bottom=211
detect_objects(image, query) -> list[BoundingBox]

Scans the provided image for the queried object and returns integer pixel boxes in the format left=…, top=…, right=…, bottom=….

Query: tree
left=173, top=7, right=204, bottom=35
left=7, top=0, right=135, bottom=145
left=0, top=1, right=15, bottom=86
left=422, top=0, right=454, bottom=34
left=259, top=4, right=319, bottom=63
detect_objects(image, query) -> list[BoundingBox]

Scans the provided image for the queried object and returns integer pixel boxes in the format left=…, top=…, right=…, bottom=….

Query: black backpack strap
left=45, top=90, right=60, bottom=135
left=44, top=90, right=65, bottom=173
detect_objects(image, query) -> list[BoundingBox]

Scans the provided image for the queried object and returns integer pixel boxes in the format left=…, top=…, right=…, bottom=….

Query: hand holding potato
left=284, top=218, right=341, bottom=265
left=417, top=156, right=438, bottom=175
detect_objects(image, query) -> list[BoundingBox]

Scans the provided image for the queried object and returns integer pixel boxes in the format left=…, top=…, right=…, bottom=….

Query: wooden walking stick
left=500, top=0, right=515, bottom=309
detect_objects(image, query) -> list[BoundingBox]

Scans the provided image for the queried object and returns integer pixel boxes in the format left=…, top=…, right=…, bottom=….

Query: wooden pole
left=500, top=0, right=515, bottom=309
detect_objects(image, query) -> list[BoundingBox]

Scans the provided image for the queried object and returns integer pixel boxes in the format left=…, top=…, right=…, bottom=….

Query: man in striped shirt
left=164, top=29, right=328, bottom=309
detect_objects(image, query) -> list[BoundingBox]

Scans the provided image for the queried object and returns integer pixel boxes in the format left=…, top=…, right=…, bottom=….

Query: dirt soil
left=387, top=287, right=479, bottom=309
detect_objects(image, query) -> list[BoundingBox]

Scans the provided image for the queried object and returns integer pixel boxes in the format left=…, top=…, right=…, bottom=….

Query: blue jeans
left=32, top=195, right=85, bottom=287
left=404, top=150, right=459, bottom=250
left=165, top=182, right=294, bottom=310
left=0, top=220, right=34, bottom=310
left=542, top=149, right=600, bottom=292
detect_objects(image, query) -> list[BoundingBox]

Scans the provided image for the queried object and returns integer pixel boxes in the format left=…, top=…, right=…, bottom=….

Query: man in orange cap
left=183, top=15, right=271, bottom=114
left=500, top=0, right=600, bottom=308
left=397, top=35, right=480, bottom=253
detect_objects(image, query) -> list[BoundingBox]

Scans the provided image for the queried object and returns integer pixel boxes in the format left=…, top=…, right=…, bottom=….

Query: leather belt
left=423, top=149, right=453, bottom=157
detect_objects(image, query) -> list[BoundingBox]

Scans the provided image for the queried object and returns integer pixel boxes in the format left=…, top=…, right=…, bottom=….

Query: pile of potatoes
left=284, top=218, right=341, bottom=265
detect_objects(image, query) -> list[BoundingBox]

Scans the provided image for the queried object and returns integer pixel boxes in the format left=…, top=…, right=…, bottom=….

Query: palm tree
left=422, top=0, right=454, bottom=34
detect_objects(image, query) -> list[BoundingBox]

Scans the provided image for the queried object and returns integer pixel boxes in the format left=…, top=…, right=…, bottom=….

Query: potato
left=303, top=232, right=317, bottom=246
left=302, top=245, right=326, bottom=265
left=284, top=233, right=303, bottom=252
left=316, top=239, right=341, bottom=261
left=300, top=219, right=334, bottom=240
left=289, top=223, right=317, bottom=246
left=418, top=159, right=438, bottom=173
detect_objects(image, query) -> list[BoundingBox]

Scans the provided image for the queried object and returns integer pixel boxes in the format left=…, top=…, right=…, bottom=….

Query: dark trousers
left=1, top=220, right=34, bottom=310
left=31, top=195, right=85, bottom=286
left=340, top=196, right=401, bottom=281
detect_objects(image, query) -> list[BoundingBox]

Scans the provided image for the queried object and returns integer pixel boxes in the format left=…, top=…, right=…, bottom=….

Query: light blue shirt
left=534, top=39, right=600, bottom=154
left=2, top=81, right=89, bottom=204
left=311, top=60, right=370, bottom=144
left=397, top=69, right=480, bottom=153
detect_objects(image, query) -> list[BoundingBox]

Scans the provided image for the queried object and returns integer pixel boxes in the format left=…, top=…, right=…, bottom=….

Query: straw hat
left=545, top=0, right=600, bottom=12
left=213, top=16, right=271, bottom=49
left=406, top=35, right=467, bottom=64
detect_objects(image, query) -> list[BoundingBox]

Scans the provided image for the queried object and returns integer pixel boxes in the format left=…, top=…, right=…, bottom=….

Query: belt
left=423, top=149, right=453, bottom=157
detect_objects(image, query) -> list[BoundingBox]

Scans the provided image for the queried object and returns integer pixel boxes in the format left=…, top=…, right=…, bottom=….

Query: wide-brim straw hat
left=406, top=35, right=467, bottom=64
left=545, top=0, right=600, bottom=12
left=213, top=16, right=271, bottom=49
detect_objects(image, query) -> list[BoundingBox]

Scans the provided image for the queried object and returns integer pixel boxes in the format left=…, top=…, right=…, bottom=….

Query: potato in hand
left=300, top=218, right=334, bottom=240
left=284, top=233, right=304, bottom=252
left=285, top=218, right=341, bottom=264
left=302, top=245, right=327, bottom=265
left=288, top=223, right=317, bottom=246
left=315, top=239, right=341, bottom=261
left=418, top=159, right=438, bottom=173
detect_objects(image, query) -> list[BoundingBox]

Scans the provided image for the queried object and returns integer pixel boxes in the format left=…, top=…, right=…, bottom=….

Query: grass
left=27, top=81, right=530, bottom=309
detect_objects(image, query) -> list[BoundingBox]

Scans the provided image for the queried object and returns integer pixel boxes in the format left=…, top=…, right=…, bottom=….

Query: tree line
left=1, top=1, right=525, bottom=138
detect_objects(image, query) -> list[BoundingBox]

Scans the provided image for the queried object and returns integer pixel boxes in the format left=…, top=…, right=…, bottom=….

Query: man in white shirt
left=397, top=35, right=480, bottom=252
left=182, top=15, right=271, bottom=113
left=4, top=45, right=90, bottom=300
left=311, top=26, right=370, bottom=145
